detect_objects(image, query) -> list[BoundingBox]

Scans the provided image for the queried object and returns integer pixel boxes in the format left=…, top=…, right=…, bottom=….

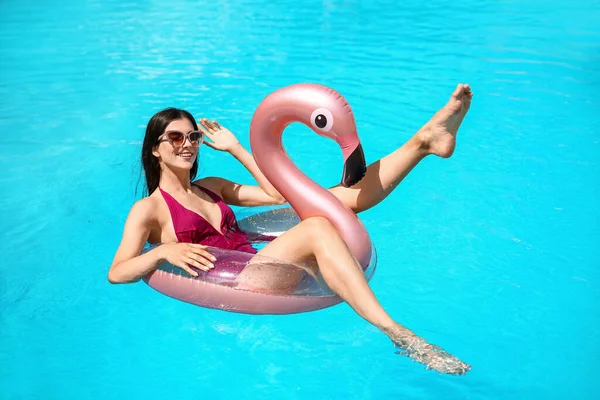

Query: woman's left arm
left=199, top=119, right=286, bottom=206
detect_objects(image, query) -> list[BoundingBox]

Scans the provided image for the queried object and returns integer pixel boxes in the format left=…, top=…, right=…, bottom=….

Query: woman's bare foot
left=384, top=325, right=471, bottom=375
left=417, top=83, right=473, bottom=158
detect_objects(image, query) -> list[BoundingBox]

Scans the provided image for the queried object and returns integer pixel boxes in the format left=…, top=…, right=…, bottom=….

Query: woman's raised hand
left=158, top=243, right=217, bottom=277
left=198, top=118, right=240, bottom=152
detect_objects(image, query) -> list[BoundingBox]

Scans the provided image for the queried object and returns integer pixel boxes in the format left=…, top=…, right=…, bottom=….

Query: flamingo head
left=287, top=84, right=366, bottom=188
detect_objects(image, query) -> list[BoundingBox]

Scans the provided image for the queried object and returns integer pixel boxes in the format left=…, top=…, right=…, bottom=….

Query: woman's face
left=152, top=118, right=201, bottom=170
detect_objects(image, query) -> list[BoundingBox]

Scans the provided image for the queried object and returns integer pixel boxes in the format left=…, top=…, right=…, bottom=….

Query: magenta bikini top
left=159, top=184, right=257, bottom=254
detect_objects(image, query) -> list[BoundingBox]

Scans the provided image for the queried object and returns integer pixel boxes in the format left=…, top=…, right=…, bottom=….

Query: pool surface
left=1, top=0, right=599, bottom=398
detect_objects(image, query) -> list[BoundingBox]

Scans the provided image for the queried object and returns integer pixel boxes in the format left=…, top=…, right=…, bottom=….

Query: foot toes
left=452, top=83, right=473, bottom=100
left=452, top=84, right=464, bottom=98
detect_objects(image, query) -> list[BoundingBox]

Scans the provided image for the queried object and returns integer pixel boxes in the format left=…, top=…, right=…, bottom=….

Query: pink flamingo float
left=144, top=84, right=377, bottom=314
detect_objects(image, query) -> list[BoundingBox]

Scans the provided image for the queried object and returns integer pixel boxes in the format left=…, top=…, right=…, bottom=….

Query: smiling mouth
left=177, top=152, right=194, bottom=159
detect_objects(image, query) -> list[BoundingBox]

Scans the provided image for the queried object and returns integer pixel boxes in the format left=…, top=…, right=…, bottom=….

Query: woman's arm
left=108, top=199, right=216, bottom=283
left=199, top=119, right=286, bottom=206
left=108, top=200, right=164, bottom=283
left=228, top=142, right=284, bottom=201
left=199, top=176, right=286, bottom=207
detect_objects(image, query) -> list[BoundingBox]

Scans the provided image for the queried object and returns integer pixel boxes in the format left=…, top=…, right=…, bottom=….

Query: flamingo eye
left=310, top=108, right=334, bottom=132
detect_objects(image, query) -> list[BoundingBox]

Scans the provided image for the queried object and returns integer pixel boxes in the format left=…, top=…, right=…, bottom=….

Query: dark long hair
left=141, top=107, right=199, bottom=196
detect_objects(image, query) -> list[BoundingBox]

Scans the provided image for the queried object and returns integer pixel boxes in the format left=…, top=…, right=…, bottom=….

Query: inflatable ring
left=143, top=84, right=377, bottom=315
left=144, top=208, right=376, bottom=314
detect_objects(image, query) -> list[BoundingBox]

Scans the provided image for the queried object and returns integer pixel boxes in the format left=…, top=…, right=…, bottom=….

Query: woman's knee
left=300, top=217, right=339, bottom=240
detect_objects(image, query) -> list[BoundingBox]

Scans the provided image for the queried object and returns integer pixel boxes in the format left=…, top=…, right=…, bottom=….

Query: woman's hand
left=158, top=243, right=217, bottom=277
left=198, top=118, right=240, bottom=153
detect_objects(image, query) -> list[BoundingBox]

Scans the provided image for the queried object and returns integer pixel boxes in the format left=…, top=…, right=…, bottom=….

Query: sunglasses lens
left=167, top=131, right=185, bottom=146
left=190, top=131, right=202, bottom=144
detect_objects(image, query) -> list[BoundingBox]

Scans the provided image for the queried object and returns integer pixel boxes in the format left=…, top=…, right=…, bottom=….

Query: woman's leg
left=240, top=217, right=394, bottom=328
left=329, top=84, right=473, bottom=213
left=236, top=217, right=471, bottom=375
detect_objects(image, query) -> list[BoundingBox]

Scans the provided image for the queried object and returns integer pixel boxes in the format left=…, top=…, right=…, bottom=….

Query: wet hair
left=141, top=107, right=199, bottom=196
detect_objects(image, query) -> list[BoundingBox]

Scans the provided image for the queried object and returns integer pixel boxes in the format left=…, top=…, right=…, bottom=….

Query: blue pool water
left=1, top=0, right=599, bottom=398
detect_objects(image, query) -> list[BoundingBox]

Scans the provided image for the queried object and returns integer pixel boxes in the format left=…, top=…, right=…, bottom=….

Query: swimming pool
left=1, top=0, right=598, bottom=398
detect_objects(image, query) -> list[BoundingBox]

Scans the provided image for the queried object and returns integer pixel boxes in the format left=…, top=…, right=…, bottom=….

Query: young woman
left=108, top=84, right=473, bottom=375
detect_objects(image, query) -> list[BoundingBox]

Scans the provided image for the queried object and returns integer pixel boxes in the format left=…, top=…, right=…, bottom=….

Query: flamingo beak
left=341, top=144, right=366, bottom=187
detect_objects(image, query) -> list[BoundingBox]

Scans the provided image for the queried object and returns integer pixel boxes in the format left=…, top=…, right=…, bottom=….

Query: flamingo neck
left=251, top=118, right=372, bottom=267
left=253, top=121, right=333, bottom=213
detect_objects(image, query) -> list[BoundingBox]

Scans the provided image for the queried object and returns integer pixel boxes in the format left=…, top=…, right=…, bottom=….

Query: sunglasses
left=157, top=130, right=204, bottom=148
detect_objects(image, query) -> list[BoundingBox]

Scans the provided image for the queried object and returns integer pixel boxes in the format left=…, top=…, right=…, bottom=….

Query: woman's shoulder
left=127, top=194, right=161, bottom=224
left=192, top=177, right=227, bottom=197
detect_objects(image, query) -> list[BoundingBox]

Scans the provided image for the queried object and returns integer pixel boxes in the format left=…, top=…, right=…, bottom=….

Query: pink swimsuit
left=159, top=184, right=257, bottom=254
